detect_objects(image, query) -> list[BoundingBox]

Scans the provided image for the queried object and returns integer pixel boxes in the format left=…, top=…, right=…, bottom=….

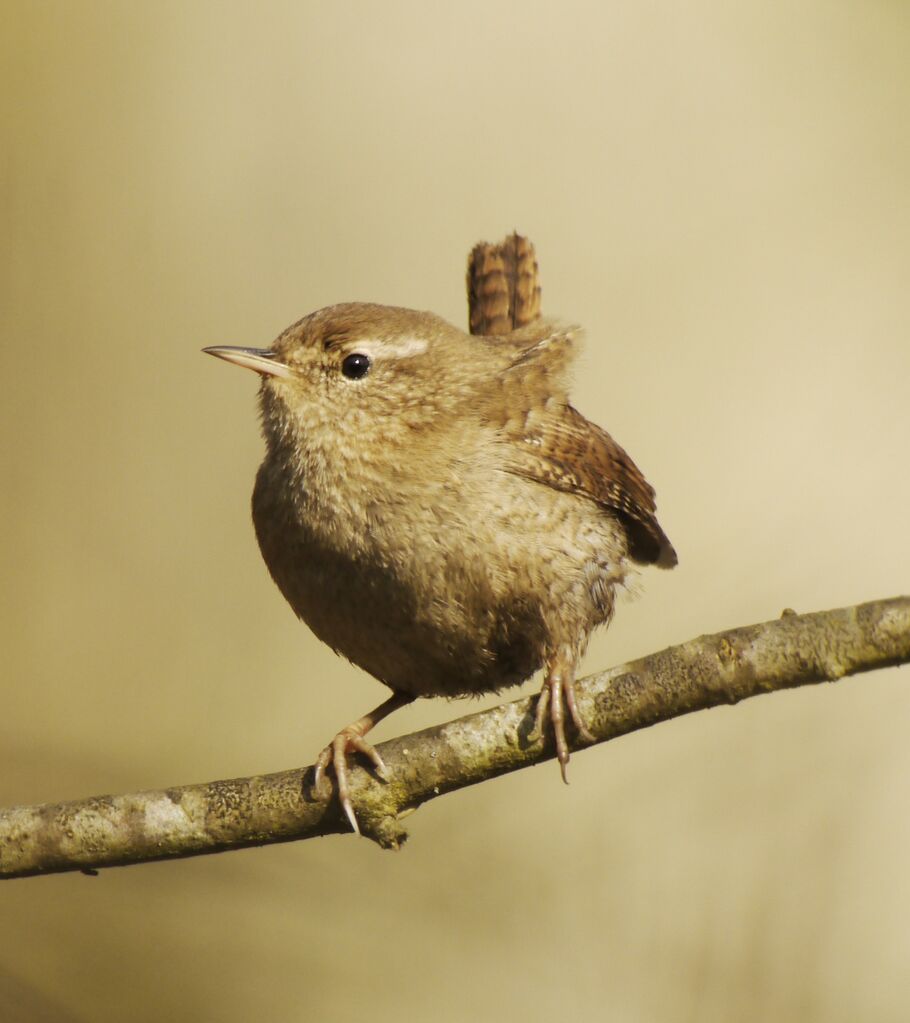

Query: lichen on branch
left=1, top=597, right=907, bottom=879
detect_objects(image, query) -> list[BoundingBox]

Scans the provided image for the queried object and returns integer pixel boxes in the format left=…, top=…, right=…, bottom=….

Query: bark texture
left=1, top=597, right=907, bottom=878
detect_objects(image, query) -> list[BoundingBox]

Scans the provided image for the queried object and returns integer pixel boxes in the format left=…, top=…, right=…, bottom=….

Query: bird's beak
left=202, top=346, right=293, bottom=379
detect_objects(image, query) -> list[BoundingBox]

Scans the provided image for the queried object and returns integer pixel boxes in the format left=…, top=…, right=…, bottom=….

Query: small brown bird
left=205, top=300, right=675, bottom=831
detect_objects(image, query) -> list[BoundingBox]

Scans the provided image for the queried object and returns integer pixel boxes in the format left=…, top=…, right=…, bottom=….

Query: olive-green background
left=2, top=3, right=908, bottom=1021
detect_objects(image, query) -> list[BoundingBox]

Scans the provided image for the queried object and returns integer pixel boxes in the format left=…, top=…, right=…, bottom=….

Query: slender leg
left=314, top=690, right=415, bottom=834
left=533, top=653, right=595, bottom=783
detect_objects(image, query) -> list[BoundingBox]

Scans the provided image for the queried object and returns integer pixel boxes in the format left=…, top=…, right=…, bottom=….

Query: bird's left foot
left=314, top=728, right=389, bottom=835
left=311, top=690, right=415, bottom=834
left=533, top=662, right=595, bottom=783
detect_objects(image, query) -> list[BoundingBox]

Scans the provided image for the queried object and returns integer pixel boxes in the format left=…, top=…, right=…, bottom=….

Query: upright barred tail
left=467, top=232, right=542, bottom=336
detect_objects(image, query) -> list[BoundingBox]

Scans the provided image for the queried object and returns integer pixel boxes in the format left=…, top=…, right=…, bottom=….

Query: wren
left=204, top=298, right=676, bottom=831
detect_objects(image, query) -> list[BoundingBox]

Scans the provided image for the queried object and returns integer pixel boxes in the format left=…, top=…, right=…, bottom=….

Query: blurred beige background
left=2, top=2, right=909, bottom=1021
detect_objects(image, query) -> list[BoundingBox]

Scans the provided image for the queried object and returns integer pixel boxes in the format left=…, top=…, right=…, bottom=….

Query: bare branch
left=2, top=597, right=907, bottom=879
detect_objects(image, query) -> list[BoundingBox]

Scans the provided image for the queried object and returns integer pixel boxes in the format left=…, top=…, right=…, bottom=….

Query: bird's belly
left=258, top=529, right=546, bottom=698
left=252, top=464, right=625, bottom=699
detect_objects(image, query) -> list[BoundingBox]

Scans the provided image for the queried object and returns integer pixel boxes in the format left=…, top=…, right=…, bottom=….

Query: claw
left=558, top=755, right=569, bottom=785
left=533, top=656, right=593, bottom=782
left=564, top=679, right=595, bottom=744
left=315, top=727, right=388, bottom=834
left=348, top=733, right=389, bottom=779
left=533, top=684, right=550, bottom=738
left=314, top=746, right=331, bottom=797
left=312, top=691, right=414, bottom=833
left=332, top=733, right=361, bottom=835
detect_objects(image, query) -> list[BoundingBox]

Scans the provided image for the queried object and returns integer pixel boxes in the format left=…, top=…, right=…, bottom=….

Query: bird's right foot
left=532, top=660, right=595, bottom=782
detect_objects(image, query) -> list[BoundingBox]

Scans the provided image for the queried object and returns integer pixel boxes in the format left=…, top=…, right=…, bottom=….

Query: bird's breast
left=251, top=447, right=625, bottom=697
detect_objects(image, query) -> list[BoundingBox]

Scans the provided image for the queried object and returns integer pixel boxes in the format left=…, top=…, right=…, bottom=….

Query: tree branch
left=2, top=597, right=907, bottom=879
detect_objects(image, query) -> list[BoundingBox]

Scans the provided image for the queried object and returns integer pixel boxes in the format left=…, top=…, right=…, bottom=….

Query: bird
left=204, top=298, right=676, bottom=832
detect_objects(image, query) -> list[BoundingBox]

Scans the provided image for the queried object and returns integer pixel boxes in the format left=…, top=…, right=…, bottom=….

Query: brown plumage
left=204, top=299, right=675, bottom=832
left=467, top=232, right=542, bottom=335
left=484, top=319, right=676, bottom=570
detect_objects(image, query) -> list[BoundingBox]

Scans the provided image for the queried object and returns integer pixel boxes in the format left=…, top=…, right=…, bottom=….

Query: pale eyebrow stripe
left=377, top=338, right=429, bottom=358
left=333, top=337, right=429, bottom=359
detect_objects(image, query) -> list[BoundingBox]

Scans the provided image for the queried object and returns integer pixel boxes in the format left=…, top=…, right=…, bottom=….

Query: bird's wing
left=488, top=324, right=677, bottom=567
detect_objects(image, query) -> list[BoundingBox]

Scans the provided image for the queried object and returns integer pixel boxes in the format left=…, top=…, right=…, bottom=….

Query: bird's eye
left=341, top=353, right=371, bottom=380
